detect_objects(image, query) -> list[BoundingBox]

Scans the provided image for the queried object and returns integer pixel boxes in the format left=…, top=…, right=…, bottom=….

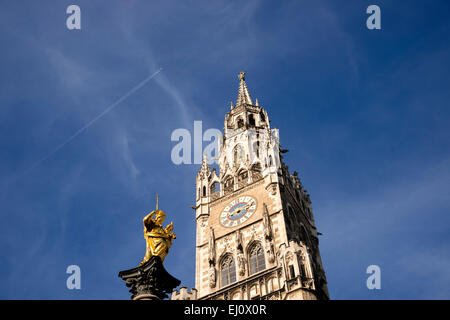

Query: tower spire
left=236, top=71, right=253, bottom=106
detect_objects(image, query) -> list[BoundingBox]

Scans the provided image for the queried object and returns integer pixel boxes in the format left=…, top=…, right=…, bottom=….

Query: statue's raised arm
left=142, top=211, right=157, bottom=233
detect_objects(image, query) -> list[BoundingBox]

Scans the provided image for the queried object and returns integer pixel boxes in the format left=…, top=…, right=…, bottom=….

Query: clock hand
left=231, top=204, right=250, bottom=217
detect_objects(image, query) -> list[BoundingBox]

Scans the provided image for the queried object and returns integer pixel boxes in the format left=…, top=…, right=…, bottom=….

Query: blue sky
left=0, top=0, right=449, bottom=299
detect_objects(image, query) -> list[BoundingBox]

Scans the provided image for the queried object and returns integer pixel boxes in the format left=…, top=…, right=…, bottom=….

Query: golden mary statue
left=140, top=195, right=176, bottom=265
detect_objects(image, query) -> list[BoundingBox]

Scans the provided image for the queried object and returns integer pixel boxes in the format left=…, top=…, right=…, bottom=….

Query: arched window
left=300, top=263, right=307, bottom=278
left=202, top=186, right=206, bottom=197
left=299, top=225, right=310, bottom=246
left=221, top=255, right=236, bottom=287
left=210, top=182, right=219, bottom=193
left=285, top=207, right=293, bottom=232
left=249, top=114, right=255, bottom=126
left=260, top=111, right=266, bottom=123
left=237, top=118, right=244, bottom=129
left=253, top=141, right=260, bottom=159
left=288, top=265, right=295, bottom=279
left=237, top=170, right=248, bottom=182
left=249, top=243, right=266, bottom=275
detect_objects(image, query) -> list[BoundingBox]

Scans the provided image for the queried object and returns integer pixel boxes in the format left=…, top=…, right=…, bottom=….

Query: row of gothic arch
left=220, top=242, right=266, bottom=288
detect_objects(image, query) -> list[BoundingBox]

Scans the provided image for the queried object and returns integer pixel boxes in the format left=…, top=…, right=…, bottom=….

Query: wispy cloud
left=153, top=73, right=194, bottom=128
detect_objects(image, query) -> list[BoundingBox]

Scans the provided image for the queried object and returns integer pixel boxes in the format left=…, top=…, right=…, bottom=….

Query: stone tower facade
left=172, top=72, right=329, bottom=300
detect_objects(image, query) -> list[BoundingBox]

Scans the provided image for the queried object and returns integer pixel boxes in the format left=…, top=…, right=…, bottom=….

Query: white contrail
left=4, top=68, right=163, bottom=186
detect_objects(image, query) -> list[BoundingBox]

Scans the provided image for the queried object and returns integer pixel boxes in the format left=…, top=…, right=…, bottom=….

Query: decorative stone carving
left=237, top=252, right=246, bottom=277
left=285, top=251, right=293, bottom=263
left=236, top=229, right=243, bottom=250
left=209, top=265, right=216, bottom=288
left=250, top=225, right=258, bottom=239
left=236, top=229, right=246, bottom=276
left=299, top=251, right=306, bottom=261
left=262, top=203, right=273, bottom=241
left=262, top=203, right=275, bottom=263
left=208, top=227, right=216, bottom=265
left=267, top=243, right=275, bottom=264
left=199, top=218, right=208, bottom=243
left=208, top=227, right=217, bottom=288
left=302, top=278, right=314, bottom=290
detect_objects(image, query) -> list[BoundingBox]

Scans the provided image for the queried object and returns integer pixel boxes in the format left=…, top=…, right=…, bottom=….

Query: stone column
left=118, top=255, right=180, bottom=300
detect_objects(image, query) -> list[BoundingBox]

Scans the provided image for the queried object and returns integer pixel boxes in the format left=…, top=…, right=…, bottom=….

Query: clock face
left=220, top=196, right=257, bottom=227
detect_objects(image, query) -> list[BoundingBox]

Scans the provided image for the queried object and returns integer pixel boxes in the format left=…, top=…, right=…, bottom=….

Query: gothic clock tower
left=171, top=72, right=329, bottom=300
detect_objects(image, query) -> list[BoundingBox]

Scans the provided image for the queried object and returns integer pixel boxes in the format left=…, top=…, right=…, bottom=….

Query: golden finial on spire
left=156, top=194, right=159, bottom=211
